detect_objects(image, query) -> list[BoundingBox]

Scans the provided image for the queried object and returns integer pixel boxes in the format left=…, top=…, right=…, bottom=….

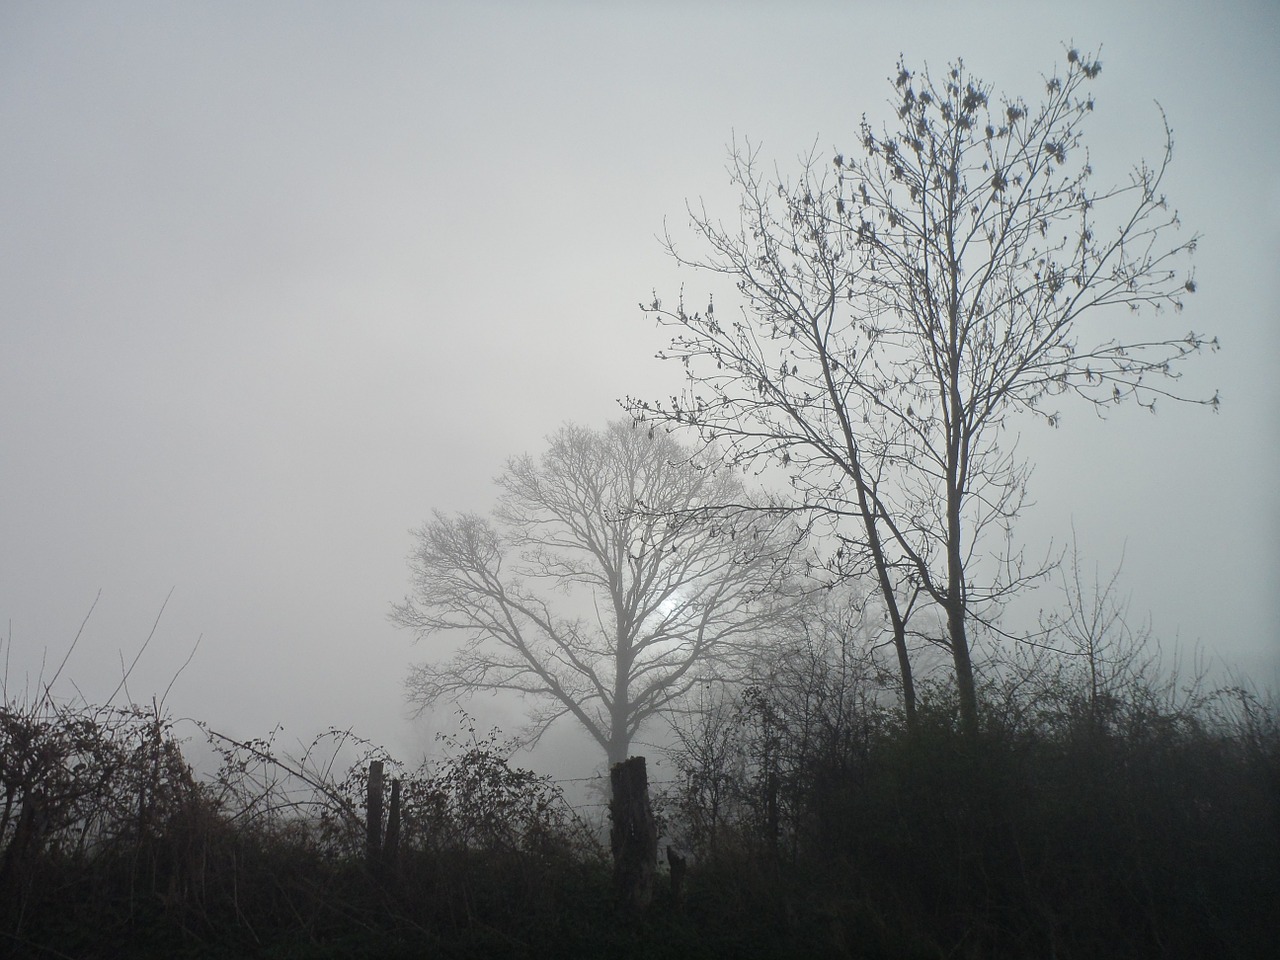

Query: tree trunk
left=892, top=621, right=918, bottom=733
left=610, top=756, right=657, bottom=917
left=847, top=449, right=918, bottom=735
left=944, top=400, right=979, bottom=739
left=765, top=770, right=780, bottom=862
left=948, top=599, right=979, bottom=739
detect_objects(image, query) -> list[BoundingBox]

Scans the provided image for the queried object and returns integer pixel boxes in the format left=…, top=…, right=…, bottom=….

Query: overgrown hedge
left=4, top=647, right=1277, bottom=958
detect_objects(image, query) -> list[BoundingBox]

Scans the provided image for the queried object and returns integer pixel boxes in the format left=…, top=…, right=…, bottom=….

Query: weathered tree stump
left=366, top=760, right=384, bottom=868
left=366, top=761, right=403, bottom=884
left=610, top=756, right=657, bottom=917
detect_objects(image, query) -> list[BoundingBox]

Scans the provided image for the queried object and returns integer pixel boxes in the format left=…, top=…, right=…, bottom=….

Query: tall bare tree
left=392, top=420, right=795, bottom=767
left=628, top=49, right=1217, bottom=737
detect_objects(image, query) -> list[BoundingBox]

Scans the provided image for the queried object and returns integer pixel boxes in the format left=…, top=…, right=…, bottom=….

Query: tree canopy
left=392, top=420, right=797, bottom=766
left=629, top=49, right=1217, bottom=735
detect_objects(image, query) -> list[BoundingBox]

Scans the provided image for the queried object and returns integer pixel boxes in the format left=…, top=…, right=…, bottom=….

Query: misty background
left=1, top=0, right=1276, bottom=785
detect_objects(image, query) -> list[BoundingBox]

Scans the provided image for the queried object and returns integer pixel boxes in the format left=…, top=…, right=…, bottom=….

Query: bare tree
left=392, top=420, right=796, bottom=767
left=628, top=49, right=1216, bottom=737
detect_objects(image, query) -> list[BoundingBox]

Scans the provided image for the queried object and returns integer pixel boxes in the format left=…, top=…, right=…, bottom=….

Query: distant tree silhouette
left=393, top=420, right=796, bottom=767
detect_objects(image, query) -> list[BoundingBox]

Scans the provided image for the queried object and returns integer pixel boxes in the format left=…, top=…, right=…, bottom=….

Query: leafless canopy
left=628, top=49, right=1216, bottom=735
left=392, top=421, right=798, bottom=765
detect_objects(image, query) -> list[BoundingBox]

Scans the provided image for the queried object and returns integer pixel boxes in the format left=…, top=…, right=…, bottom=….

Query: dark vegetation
left=3, top=626, right=1276, bottom=959
left=663, top=628, right=1279, bottom=960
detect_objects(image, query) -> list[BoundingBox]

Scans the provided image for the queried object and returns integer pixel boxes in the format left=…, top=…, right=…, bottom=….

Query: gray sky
left=2, top=0, right=1276, bottom=776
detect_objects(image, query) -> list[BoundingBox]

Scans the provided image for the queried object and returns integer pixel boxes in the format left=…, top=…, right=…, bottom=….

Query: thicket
left=3, top=627, right=1276, bottom=959
left=663, top=618, right=1279, bottom=959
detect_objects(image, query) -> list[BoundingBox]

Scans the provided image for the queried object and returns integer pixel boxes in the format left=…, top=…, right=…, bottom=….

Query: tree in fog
left=392, top=421, right=796, bottom=767
left=629, top=48, right=1216, bottom=737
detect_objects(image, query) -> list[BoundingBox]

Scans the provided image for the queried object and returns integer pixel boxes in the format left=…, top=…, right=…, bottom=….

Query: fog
left=2, top=0, right=1276, bottom=786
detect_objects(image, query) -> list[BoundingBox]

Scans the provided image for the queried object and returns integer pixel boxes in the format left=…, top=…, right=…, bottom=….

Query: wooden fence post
left=667, top=845, right=687, bottom=911
left=610, top=756, right=657, bottom=917
left=383, top=777, right=401, bottom=872
left=366, top=760, right=384, bottom=868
